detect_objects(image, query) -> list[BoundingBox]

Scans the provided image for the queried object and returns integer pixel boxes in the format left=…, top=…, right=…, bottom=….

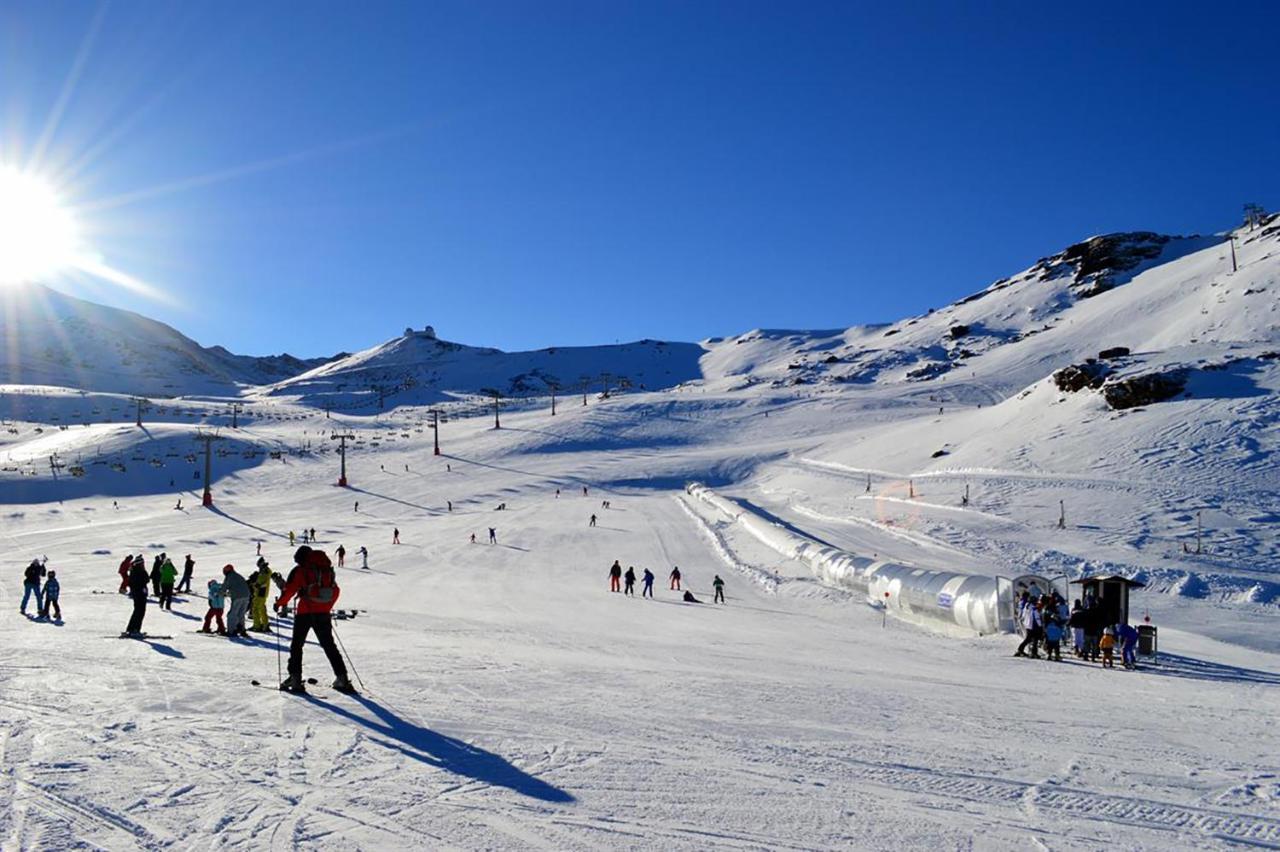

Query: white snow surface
left=0, top=221, right=1278, bottom=849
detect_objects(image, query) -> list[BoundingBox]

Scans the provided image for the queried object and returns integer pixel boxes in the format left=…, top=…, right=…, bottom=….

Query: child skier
left=359, top=546, right=369, bottom=569
left=1099, top=627, right=1117, bottom=668
left=1043, top=619, right=1064, bottom=661
left=41, top=570, right=61, bottom=620
left=201, top=578, right=226, bottom=634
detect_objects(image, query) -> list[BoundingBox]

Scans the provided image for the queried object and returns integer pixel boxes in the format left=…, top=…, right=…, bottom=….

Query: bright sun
left=0, top=165, right=81, bottom=286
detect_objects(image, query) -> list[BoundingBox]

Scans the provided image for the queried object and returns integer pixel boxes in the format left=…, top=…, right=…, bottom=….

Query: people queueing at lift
left=1016, top=590, right=1143, bottom=669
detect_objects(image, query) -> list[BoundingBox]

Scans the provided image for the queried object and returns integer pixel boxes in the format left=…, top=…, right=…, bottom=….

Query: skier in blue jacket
left=201, top=578, right=227, bottom=634
left=1116, top=622, right=1140, bottom=669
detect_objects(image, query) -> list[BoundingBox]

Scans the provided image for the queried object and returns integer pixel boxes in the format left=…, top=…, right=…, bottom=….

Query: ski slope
left=0, top=219, right=1278, bottom=849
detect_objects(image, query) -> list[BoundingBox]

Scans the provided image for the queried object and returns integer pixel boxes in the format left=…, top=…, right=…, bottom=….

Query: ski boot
left=279, top=675, right=307, bottom=694
left=332, top=675, right=358, bottom=695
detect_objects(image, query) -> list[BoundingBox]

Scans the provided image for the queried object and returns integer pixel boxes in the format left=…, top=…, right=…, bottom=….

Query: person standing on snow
left=125, top=556, right=150, bottom=635
left=20, top=559, right=45, bottom=615
left=393, top=528, right=400, bottom=545
left=589, top=514, right=597, bottom=527
left=41, top=570, right=61, bottom=620
left=150, top=555, right=163, bottom=597
left=712, top=574, right=725, bottom=604
left=117, top=554, right=132, bottom=594
left=309, top=528, right=316, bottom=542
left=488, top=528, right=497, bottom=545
left=221, top=565, right=251, bottom=638
left=335, top=544, right=346, bottom=567
left=1013, top=600, right=1043, bottom=659
left=608, top=560, right=622, bottom=592
left=201, top=578, right=226, bottom=634
left=178, top=555, right=195, bottom=594
left=623, top=566, right=636, bottom=596
left=289, top=531, right=296, bottom=547
left=158, top=556, right=178, bottom=611
left=276, top=546, right=354, bottom=694
left=249, top=563, right=273, bottom=632
left=359, top=546, right=369, bottom=569
left=1117, top=622, right=1140, bottom=669
left=668, top=566, right=682, bottom=591
left=642, top=568, right=655, bottom=598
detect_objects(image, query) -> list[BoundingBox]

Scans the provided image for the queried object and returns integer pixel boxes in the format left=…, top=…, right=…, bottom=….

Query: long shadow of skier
left=206, top=504, right=284, bottom=540
left=345, top=485, right=437, bottom=514
left=303, top=693, right=574, bottom=803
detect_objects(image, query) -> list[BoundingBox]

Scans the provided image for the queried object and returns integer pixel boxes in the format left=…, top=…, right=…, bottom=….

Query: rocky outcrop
left=1053, top=361, right=1110, bottom=392
left=1101, top=368, right=1189, bottom=410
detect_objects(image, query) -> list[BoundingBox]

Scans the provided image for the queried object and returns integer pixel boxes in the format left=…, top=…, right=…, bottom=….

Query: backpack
left=302, top=551, right=337, bottom=604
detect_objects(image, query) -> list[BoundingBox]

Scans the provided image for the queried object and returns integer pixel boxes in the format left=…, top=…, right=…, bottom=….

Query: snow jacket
left=182, top=557, right=195, bottom=577
left=1044, top=622, right=1064, bottom=643
left=712, top=576, right=725, bottom=589
left=249, top=569, right=272, bottom=599
left=23, top=562, right=44, bottom=585
left=44, top=577, right=60, bottom=600
left=206, top=580, right=224, bottom=609
left=1117, top=624, right=1139, bottom=647
left=160, top=560, right=178, bottom=585
left=222, top=569, right=250, bottom=600
left=642, top=570, right=654, bottom=585
left=609, top=562, right=622, bottom=578
left=277, top=552, right=341, bottom=615
left=118, top=558, right=132, bottom=578
left=1099, top=634, right=1116, bottom=651
left=129, top=563, right=150, bottom=600
left=624, top=568, right=636, bottom=583
left=1021, top=606, right=1041, bottom=631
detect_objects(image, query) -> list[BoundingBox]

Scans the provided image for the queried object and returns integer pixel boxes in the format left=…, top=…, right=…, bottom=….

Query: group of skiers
left=607, top=561, right=726, bottom=603
left=19, top=558, right=60, bottom=620
left=1014, top=591, right=1140, bottom=669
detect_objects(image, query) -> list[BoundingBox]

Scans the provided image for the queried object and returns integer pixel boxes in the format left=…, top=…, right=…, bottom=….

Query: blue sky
left=2, top=1, right=1277, bottom=357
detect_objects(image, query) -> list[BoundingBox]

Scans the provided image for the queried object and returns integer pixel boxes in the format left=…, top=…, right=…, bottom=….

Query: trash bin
left=1137, top=624, right=1157, bottom=657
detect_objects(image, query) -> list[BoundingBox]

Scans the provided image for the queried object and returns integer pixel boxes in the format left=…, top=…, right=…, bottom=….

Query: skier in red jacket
left=117, top=554, right=132, bottom=594
left=275, top=546, right=354, bottom=694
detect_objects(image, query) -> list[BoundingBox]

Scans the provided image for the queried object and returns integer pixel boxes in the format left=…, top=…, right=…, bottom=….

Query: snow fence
left=686, top=483, right=1055, bottom=637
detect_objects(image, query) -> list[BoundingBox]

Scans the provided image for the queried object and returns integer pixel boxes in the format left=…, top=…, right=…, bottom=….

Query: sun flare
left=0, top=165, right=82, bottom=286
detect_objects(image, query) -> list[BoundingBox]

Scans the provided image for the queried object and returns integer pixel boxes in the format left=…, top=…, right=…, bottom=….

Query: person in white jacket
left=1013, top=600, right=1043, bottom=658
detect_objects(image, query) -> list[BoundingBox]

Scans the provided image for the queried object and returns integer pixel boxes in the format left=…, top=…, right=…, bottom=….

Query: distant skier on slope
left=178, top=555, right=195, bottom=594
left=222, top=565, right=251, bottom=638
left=289, top=531, right=296, bottom=546
left=668, top=566, right=682, bottom=591
left=124, top=556, right=149, bottom=636
left=488, top=528, right=497, bottom=545
left=712, top=574, right=725, bottom=604
left=682, top=590, right=701, bottom=604
left=642, top=568, right=655, bottom=598
left=276, top=546, right=354, bottom=694
left=608, top=560, right=622, bottom=592
left=393, top=528, right=400, bottom=544
left=359, top=546, right=369, bottom=569
left=201, top=578, right=226, bottom=634
left=20, top=559, right=45, bottom=616
left=335, top=544, right=346, bottom=567
left=589, top=514, right=597, bottom=527
left=624, top=566, right=636, bottom=596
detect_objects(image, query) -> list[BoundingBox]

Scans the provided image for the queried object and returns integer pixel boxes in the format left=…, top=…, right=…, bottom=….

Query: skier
left=158, top=556, right=177, bottom=611
left=589, top=514, right=597, bottom=527
left=201, top=577, right=226, bottom=634
left=124, top=556, right=149, bottom=636
left=608, top=560, right=622, bottom=592
left=354, top=501, right=359, bottom=512
left=642, top=568, right=655, bottom=598
left=623, top=566, right=636, bottom=596
left=555, top=488, right=560, bottom=498
left=1099, top=627, right=1117, bottom=668
left=310, top=527, right=316, bottom=542
left=447, top=500, right=452, bottom=512
left=178, top=554, right=195, bottom=593
left=488, top=527, right=496, bottom=545
left=256, top=541, right=262, bottom=556
left=150, top=555, right=163, bottom=597
left=469, top=533, right=476, bottom=544
left=682, top=590, right=701, bottom=604
left=1067, top=600, right=1087, bottom=658
left=669, top=566, right=682, bottom=591
left=222, top=565, right=251, bottom=638
left=1117, top=622, right=1140, bottom=669
left=41, top=570, right=61, bottom=620
left=249, top=563, right=273, bottom=632
left=1013, top=600, right=1043, bottom=659
left=276, top=546, right=355, bottom=694
left=582, top=486, right=588, bottom=496
left=1043, top=618, right=1064, bottom=661
left=357, top=546, right=369, bottom=569
left=301, top=529, right=309, bottom=544
left=393, top=528, right=400, bottom=545
left=712, top=574, right=725, bottom=604
left=117, top=554, right=132, bottom=594
left=174, top=498, right=182, bottom=510
left=20, top=559, right=45, bottom=615
left=335, top=544, right=346, bottom=567
left=289, top=531, right=296, bottom=546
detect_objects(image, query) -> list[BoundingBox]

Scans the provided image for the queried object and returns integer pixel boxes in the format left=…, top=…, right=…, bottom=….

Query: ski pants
left=202, top=607, right=225, bottom=633
left=1016, top=626, right=1042, bottom=657
left=670, top=578, right=680, bottom=590
left=610, top=576, right=620, bottom=592
left=42, top=594, right=61, bottom=620
left=288, top=612, right=348, bottom=681
left=624, top=580, right=634, bottom=596
left=1084, top=632, right=1101, bottom=661
left=714, top=587, right=724, bottom=603
left=20, top=582, right=40, bottom=613
left=178, top=572, right=193, bottom=593
left=1044, top=639, right=1061, bottom=661
left=159, top=583, right=174, bottom=610
left=126, top=596, right=147, bottom=634
left=250, top=595, right=269, bottom=630
left=643, top=582, right=653, bottom=598
left=1122, top=640, right=1137, bottom=668
left=118, top=575, right=129, bottom=594
left=1072, top=627, right=1085, bottom=655
left=226, top=597, right=250, bottom=634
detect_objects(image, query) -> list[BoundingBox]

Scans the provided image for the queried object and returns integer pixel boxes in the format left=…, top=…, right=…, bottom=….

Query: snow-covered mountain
left=0, top=284, right=338, bottom=396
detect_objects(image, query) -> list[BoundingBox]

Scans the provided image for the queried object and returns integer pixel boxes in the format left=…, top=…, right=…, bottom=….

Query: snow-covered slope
left=0, top=284, right=336, bottom=396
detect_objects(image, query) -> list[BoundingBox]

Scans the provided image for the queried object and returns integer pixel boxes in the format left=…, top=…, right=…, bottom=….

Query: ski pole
left=331, top=620, right=365, bottom=692
left=274, top=603, right=283, bottom=685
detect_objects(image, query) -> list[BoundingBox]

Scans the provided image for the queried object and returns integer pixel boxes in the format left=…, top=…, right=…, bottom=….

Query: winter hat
left=294, top=545, right=313, bottom=564
left=47, top=570, right=55, bottom=578
left=1103, top=627, right=1115, bottom=636
left=223, top=564, right=234, bottom=574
